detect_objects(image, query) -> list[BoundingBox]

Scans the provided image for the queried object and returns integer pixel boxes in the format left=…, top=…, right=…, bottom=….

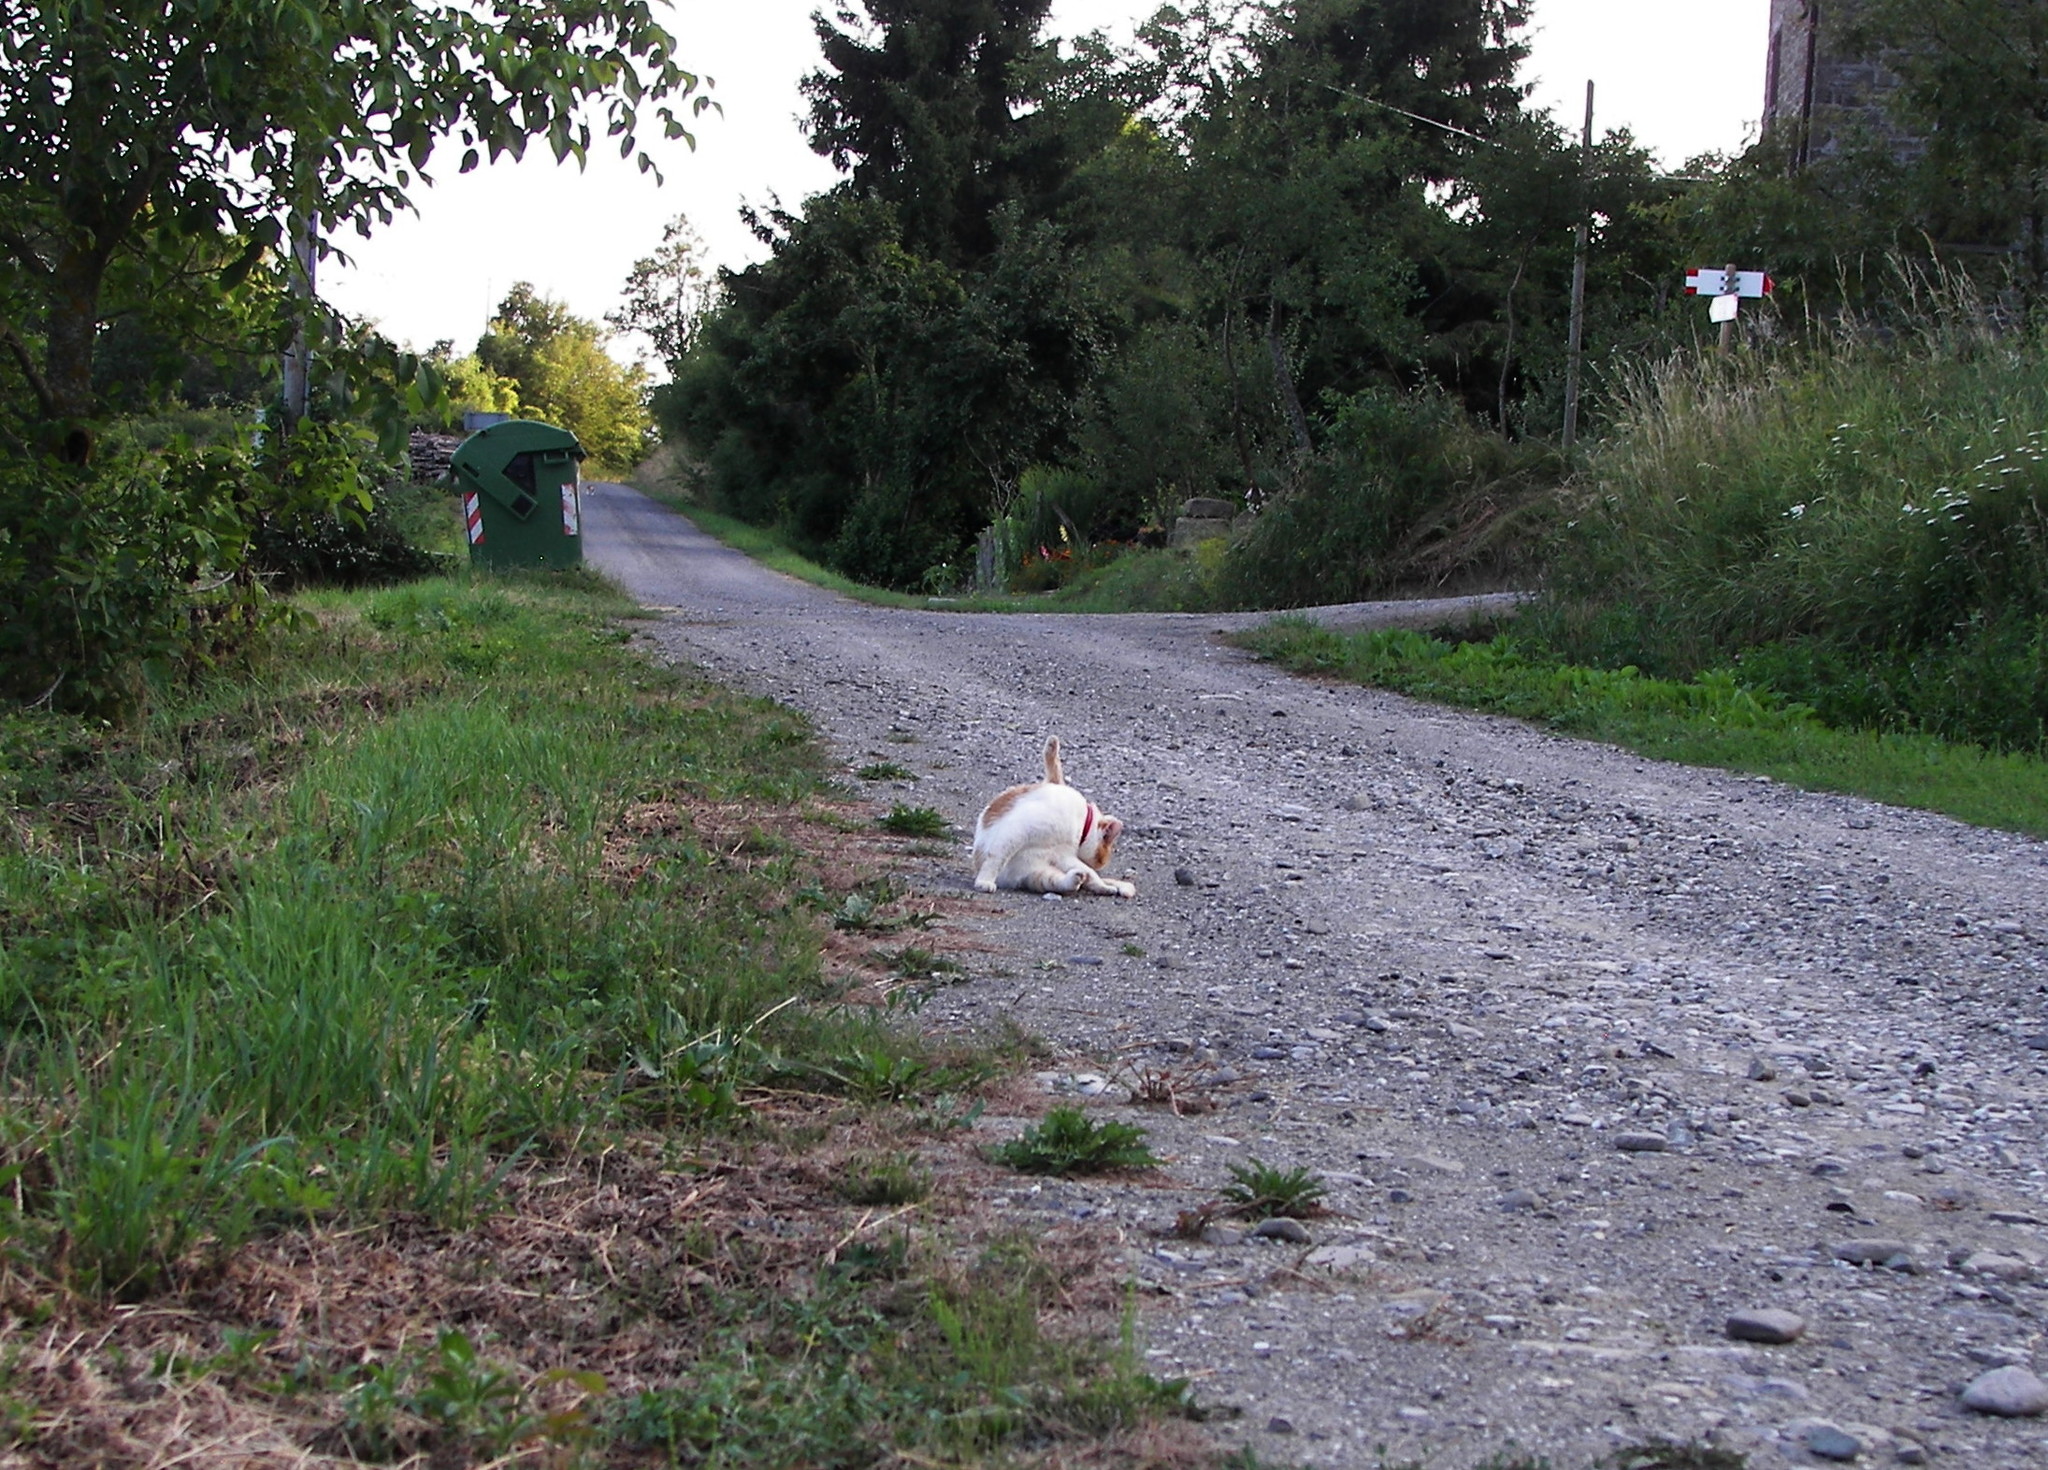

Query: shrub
left=1216, top=389, right=1561, bottom=609
left=1536, top=267, right=2048, bottom=750
left=0, top=447, right=270, bottom=711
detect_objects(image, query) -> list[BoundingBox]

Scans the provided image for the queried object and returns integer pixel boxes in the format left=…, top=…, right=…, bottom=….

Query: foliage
left=1533, top=266, right=2048, bottom=753
left=657, top=0, right=1676, bottom=595
left=476, top=284, right=651, bottom=471
left=988, top=1106, right=1158, bottom=1174
left=0, top=0, right=705, bottom=448
left=1842, top=0, right=2048, bottom=299
left=421, top=349, right=523, bottom=430
left=1216, top=389, right=1563, bottom=607
left=608, top=213, right=716, bottom=372
left=1221, top=1158, right=1327, bottom=1219
left=879, top=804, right=951, bottom=838
left=0, top=447, right=270, bottom=711
left=249, top=419, right=446, bottom=590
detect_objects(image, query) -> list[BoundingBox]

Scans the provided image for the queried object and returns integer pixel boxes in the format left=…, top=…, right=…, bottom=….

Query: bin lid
left=451, top=418, right=586, bottom=473
left=450, top=419, right=587, bottom=514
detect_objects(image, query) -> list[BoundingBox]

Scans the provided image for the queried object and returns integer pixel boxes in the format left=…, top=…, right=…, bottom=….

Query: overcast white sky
left=321, top=0, right=1773, bottom=364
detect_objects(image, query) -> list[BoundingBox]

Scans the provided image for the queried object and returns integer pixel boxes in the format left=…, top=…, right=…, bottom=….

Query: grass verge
left=1238, top=619, right=2048, bottom=838
left=0, top=567, right=1215, bottom=1465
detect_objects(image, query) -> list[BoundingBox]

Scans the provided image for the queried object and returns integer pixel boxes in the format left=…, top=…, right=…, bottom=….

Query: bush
left=0, top=447, right=270, bottom=711
left=1535, top=269, right=2048, bottom=751
left=1215, top=389, right=1561, bottom=609
left=0, top=424, right=444, bottom=712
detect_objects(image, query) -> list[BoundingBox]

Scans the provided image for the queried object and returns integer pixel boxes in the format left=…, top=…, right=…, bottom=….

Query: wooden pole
left=1561, top=81, right=1593, bottom=454
left=1717, top=259, right=1739, bottom=356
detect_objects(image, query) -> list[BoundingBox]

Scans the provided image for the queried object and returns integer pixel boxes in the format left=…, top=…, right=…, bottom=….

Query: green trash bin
left=451, top=420, right=587, bottom=569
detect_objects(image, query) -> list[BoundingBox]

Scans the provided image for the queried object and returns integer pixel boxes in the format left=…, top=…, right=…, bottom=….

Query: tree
left=477, top=285, right=650, bottom=471
left=0, top=0, right=705, bottom=457
left=804, top=0, right=1063, bottom=263
left=609, top=214, right=715, bottom=372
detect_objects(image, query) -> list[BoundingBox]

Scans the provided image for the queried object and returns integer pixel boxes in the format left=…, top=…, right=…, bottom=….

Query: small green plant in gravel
left=856, top=760, right=915, bottom=780
left=835, top=1152, right=932, bottom=1206
left=879, top=803, right=949, bottom=837
left=989, top=1106, right=1158, bottom=1175
left=1222, top=1159, right=1327, bottom=1220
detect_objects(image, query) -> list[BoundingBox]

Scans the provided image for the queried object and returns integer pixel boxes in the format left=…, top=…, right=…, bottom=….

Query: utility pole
left=1561, top=81, right=1593, bottom=455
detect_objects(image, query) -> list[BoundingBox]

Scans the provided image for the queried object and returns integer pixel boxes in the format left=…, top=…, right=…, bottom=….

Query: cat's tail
left=1043, top=736, right=1066, bottom=785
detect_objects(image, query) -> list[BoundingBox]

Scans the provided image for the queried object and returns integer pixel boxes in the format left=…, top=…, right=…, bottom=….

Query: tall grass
left=1537, top=265, right=2048, bottom=751
left=0, top=573, right=914, bottom=1296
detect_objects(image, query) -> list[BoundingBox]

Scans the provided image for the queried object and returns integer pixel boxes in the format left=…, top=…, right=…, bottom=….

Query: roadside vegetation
left=0, top=565, right=1220, bottom=1464
left=1242, top=268, right=2048, bottom=839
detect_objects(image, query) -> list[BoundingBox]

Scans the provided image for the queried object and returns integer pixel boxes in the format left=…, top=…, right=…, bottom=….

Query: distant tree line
left=650, top=0, right=2048, bottom=592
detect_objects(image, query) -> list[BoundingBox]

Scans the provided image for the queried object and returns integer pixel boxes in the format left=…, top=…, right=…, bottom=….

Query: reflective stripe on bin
left=561, top=478, right=580, bottom=537
left=462, top=490, right=486, bottom=545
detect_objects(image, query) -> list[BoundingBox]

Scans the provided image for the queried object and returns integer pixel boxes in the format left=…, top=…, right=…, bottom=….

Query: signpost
left=1687, top=264, right=1775, bottom=354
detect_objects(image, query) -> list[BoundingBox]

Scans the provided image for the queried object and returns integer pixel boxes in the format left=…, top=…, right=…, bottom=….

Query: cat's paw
left=1109, top=879, right=1136, bottom=898
left=972, top=875, right=998, bottom=892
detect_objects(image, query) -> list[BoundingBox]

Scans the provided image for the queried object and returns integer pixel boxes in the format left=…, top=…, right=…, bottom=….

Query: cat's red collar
left=1079, top=803, right=1097, bottom=843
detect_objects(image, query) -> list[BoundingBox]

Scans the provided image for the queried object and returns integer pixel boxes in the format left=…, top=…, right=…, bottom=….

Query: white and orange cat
left=971, top=737, right=1135, bottom=898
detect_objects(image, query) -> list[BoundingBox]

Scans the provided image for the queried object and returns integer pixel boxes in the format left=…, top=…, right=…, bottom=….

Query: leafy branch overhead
left=0, top=0, right=710, bottom=437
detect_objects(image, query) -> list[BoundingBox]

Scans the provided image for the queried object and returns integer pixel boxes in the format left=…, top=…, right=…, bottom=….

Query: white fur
left=971, top=737, right=1134, bottom=898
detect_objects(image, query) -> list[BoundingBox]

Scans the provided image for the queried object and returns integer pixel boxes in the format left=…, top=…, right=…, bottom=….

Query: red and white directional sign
left=1686, top=268, right=1774, bottom=298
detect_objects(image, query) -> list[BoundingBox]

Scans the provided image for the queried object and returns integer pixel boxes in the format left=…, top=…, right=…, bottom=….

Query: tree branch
left=0, top=316, right=58, bottom=419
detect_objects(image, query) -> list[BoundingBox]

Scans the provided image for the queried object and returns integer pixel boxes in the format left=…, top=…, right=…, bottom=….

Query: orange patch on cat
left=979, top=784, right=1031, bottom=825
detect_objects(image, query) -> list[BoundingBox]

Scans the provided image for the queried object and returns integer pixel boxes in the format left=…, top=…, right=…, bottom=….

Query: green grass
left=0, top=569, right=907, bottom=1295
left=856, top=760, right=916, bottom=781
left=1239, top=619, right=2048, bottom=837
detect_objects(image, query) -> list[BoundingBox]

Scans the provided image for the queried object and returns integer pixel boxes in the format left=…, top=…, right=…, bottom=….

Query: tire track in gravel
left=586, top=482, right=2048, bottom=1470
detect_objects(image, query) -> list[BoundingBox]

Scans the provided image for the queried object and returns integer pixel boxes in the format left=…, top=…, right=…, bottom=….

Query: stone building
left=1761, top=0, right=1917, bottom=166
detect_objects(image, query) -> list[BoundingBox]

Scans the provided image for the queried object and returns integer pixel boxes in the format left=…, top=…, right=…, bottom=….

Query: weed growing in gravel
left=856, top=760, right=915, bottom=780
left=880, top=802, right=950, bottom=837
left=990, top=1106, right=1159, bottom=1175
left=1222, top=1159, right=1328, bottom=1220
left=835, top=1152, right=933, bottom=1206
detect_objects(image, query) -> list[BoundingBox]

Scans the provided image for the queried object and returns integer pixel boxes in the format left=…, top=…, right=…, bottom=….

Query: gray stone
left=1252, top=1217, right=1312, bottom=1244
left=1960, top=1365, right=2048, bottom=1417
left=1614, top=1131, right=1669, bottom=1152
left=1265, top=1415, right=1296, bottom=1434
left=1960, top=1251, right=2033, bottom=1282
left=1181, top=496, right=1236, bottom=519
left=1748, top=1055, right=1779, bottom=1082
left=1168, top=516, right=1233, bottom=549
left=1726, top=1308, right=1807, bottom=1344
left=1173, top=867, right=1197, bottom=887
left=1805, top=1425, right=1863, bottom=1461
left=1499, top=1188, right=1546, bottom=1212
left=1833, top=1238, right=1912, bottom=1266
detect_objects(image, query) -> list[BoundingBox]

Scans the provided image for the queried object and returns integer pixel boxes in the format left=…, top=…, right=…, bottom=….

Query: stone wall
left=1762, top=0, right=1921, bottom=166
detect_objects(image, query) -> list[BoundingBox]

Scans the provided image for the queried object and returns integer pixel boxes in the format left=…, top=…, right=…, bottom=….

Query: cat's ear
left=1092, top=815, right=1123, bottom=865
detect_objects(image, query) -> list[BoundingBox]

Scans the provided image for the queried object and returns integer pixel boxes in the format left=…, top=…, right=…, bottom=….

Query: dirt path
left=584, top=483, right=2048, bottom=1470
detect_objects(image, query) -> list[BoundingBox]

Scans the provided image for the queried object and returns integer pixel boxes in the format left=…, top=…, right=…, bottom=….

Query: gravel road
left=584, top=482, right=2048, bottom=1470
